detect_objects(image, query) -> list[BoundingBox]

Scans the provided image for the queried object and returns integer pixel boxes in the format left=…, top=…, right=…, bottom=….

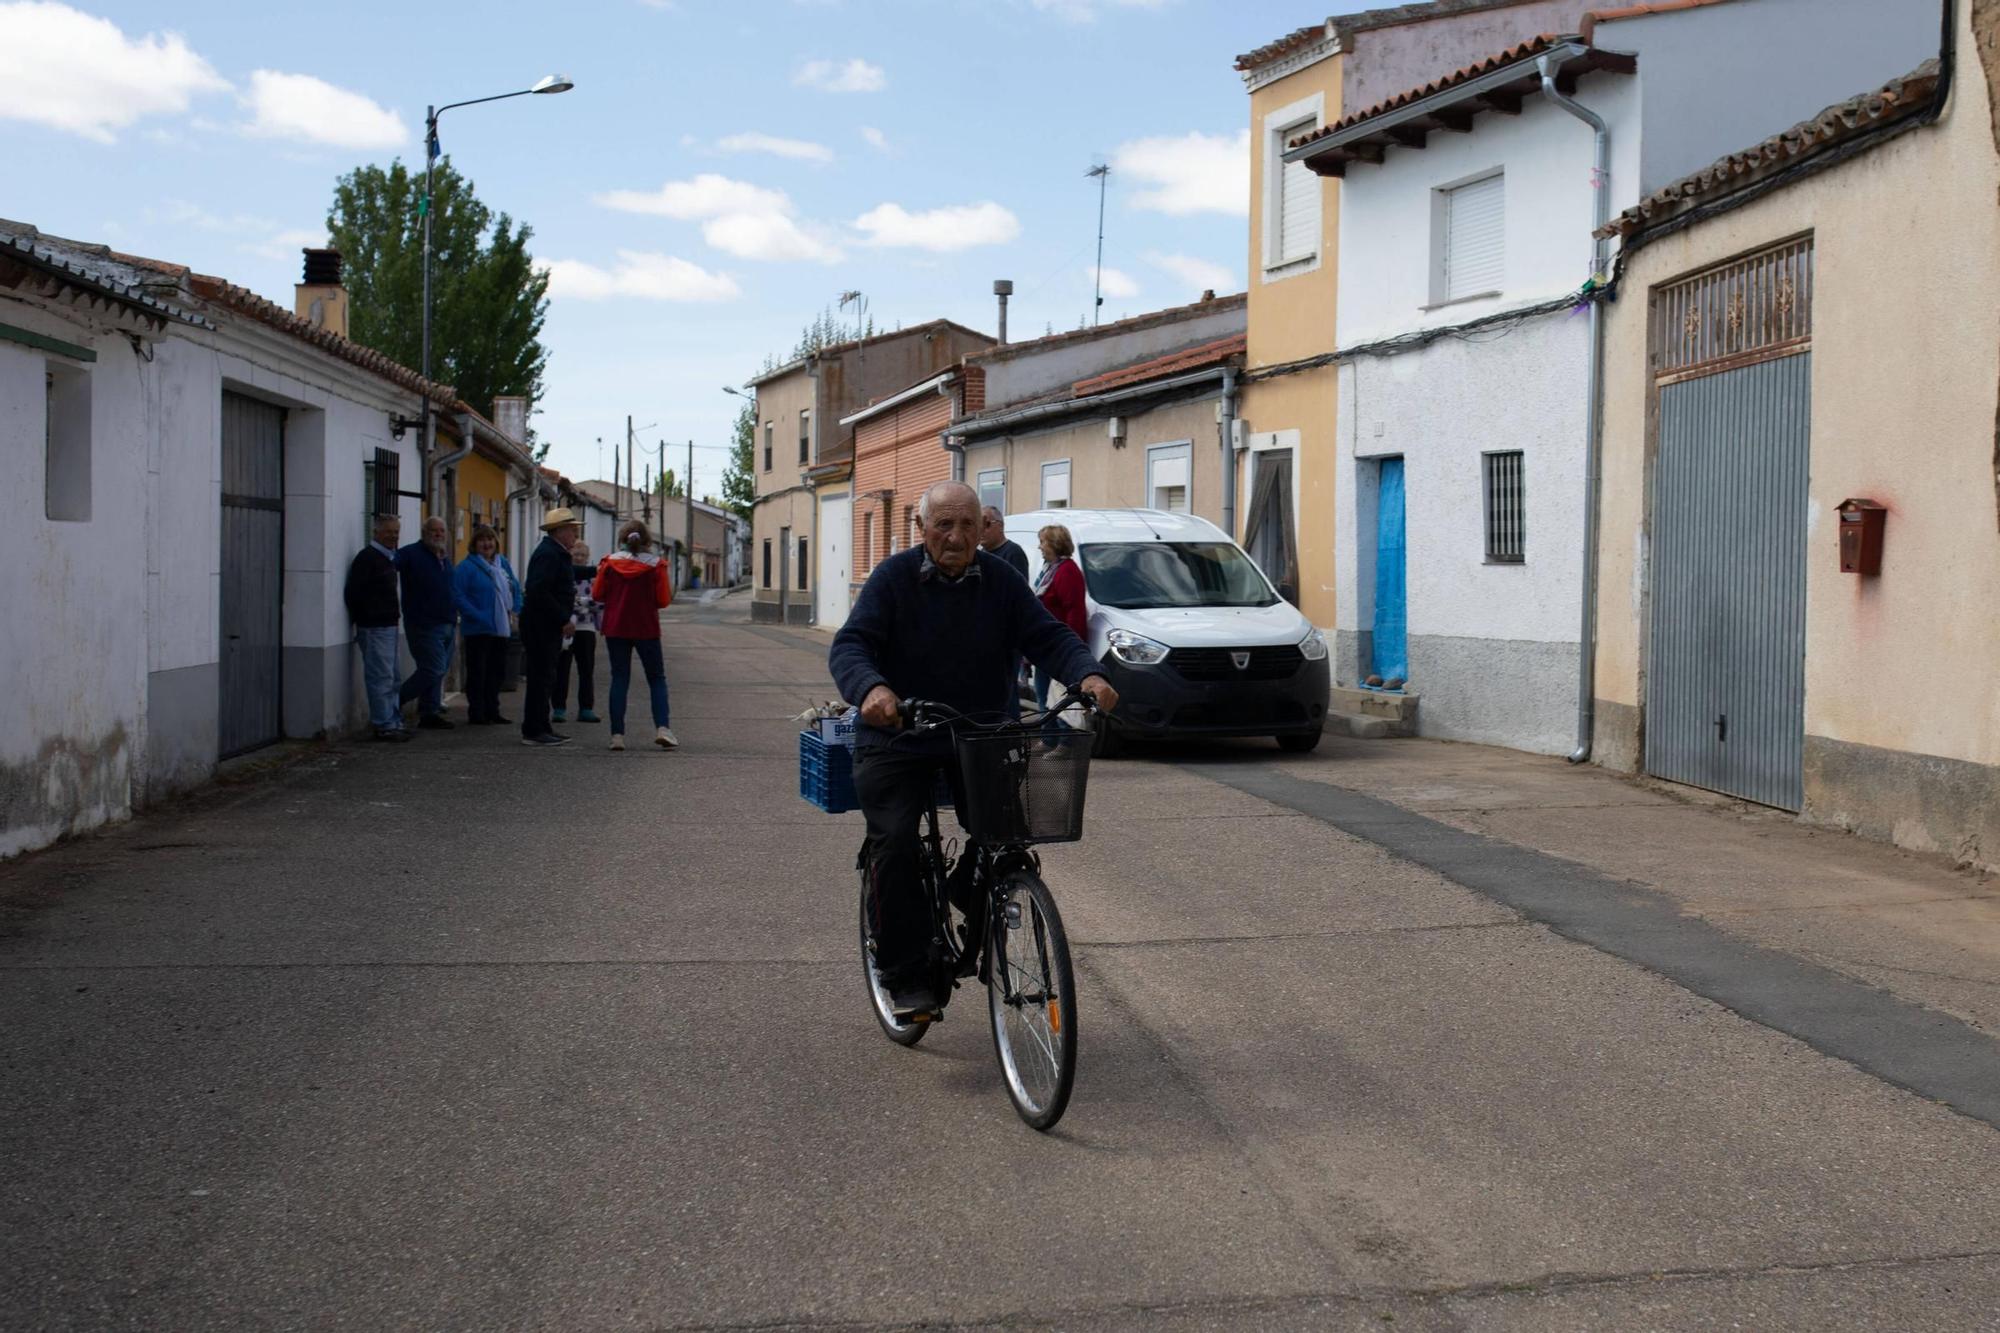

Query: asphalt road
left=4, top=594, right=1998, bottom=1331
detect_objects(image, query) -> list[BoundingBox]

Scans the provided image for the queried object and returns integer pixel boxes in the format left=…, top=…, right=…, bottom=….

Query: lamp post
left=420, top=73, right=572, bottom=460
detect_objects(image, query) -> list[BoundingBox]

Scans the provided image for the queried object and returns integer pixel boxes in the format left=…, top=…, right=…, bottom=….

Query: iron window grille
left=1482, top=450, right=1525, bottom=563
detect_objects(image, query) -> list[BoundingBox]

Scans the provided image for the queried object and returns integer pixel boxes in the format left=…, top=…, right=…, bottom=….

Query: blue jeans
left=356, top=626, right=402, bottom=732
left=402, top=622, right=454, bottom=717
left=607, top=637, right=668, bottom=734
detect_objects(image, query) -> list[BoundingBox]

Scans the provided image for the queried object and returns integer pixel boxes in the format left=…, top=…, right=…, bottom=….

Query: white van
left=1003, top=508, right=1329, bottom=754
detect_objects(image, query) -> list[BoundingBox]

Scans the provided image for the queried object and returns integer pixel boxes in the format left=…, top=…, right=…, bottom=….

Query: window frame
left=975, top=467, right=1006, bottom=515
left=1144, top=440, right=1193, bottom=515
left=1481, top=448, right=1526, bottom=565
left=1261, top=91, right=1325, bottom=277
left=797, top=535, right=809, bottom=590
left=762, top=420, right=773, bottom=472
left=798, top=408, right=811, bottom=466
left=43, top=362, right=93, bottom=523
left=1430, top=168, right=1506, bottom=309
left=1039, top=458, right=1072, bottom=510
left=761, top=537, right=773, bottom=587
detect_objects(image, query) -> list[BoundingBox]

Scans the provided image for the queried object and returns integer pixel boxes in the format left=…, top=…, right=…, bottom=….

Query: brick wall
left=851, top=385, right=957, bottom=582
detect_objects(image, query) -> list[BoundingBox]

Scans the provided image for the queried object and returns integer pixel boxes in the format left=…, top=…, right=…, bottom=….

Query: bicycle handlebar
left=900, top=691, right=1097, bottom=734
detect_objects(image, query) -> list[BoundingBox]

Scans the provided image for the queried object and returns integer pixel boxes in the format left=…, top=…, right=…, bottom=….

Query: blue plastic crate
left=800, top=731, right=858, bottom=813
left=798, top=729, right=953, bottom=815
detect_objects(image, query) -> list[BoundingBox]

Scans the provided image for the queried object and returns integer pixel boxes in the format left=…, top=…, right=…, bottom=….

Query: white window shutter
left=1277, top=157, right=1319, bottom=265
left=1444, top=174, right=1504, bottom=301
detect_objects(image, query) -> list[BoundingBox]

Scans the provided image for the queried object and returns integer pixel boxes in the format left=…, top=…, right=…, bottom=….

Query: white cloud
left=703, top=212, right=842, bottom=263
left=853, top=201, right=1019, bottom=252
left=1112, top=129, right=1249, bottom=217
left=1032, top=0, right=1168, bottom=21
left=1148, top=251, right=1236, bottom=296
left=1093, top=266, right=1141, bottom=299
left=717, top=131, right=833, bottom=163
left=860, top=126, right=889, bottom=152
left=240, top=70, right=405, bottom=150
left=596, top=174, right=791, bottom=220
left=594, top=173, right=839, bottom=263
left=795, top=58, right=885, bottom=93
left=540, top=253, right=740, bottom=302
left=0, top=2, right=228, bottom=143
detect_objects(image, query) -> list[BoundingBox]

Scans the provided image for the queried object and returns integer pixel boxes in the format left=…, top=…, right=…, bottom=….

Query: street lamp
left=420, top=73, right=573, bottom=464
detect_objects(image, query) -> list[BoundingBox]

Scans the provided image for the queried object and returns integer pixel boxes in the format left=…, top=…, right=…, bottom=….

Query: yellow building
left=1233, top=3, right=1598, bottom=630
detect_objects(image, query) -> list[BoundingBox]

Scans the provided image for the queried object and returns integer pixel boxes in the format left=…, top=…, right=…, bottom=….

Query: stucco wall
left=1334, top=73, right=1641, bottom=346
left=974, top=302, right=1244, bottom=409
left=1342, top=2, right=1594, bottom=114
left=1594, top=3, right=1999, bottom=863
left=1602, top=0, right=1943, bottom=193
left=961, top=395, right=1225, bottom=523
left=0, top=305, right=147, bottom=857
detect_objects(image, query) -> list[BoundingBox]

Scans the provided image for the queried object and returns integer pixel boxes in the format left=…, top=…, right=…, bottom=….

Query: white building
left=1298, top=0, right=1939, bottom=754
left=1, top=222, right=446, bottom=857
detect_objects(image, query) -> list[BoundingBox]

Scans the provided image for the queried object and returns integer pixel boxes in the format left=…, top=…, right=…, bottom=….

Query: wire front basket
left=952, top=726, right=1091, bottom=845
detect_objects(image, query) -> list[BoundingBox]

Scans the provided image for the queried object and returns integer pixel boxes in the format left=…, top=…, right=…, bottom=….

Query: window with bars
left=1435, top=172, right=1504, bottom=305
left=1482, top=451, right=1525, bottom=563
left=797, top=536, right=809, bottom=590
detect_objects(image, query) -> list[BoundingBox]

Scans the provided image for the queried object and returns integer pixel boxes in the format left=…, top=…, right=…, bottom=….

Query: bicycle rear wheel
left=859, top=878, right=929, bottom=1047
left=987, top=870, right=1077, bottom=1130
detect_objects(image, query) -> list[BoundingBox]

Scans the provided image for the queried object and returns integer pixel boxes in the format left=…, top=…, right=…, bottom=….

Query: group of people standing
left=341, top=508, right=678, bottom=751
left=974, top=505, right=1087, bottom=722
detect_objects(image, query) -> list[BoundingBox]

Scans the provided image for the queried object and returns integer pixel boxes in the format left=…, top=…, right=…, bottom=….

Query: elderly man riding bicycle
left=830, top=480, right=1119, bottom=1017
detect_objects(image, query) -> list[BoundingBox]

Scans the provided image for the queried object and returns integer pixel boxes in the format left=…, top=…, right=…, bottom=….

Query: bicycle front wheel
left=860, top=878, right=929, bottom=1047
left=987, top=870, right=1078, bottom=1130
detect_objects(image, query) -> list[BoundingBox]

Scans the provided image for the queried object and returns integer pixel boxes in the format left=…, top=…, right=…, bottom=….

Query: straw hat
left=540, top=507, right=580, bottom=531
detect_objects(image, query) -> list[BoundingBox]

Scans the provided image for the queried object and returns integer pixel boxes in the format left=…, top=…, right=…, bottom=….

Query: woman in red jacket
left=592, top=520, right=677, bottom=750
left=1033, top=523, right=1088, bottom=733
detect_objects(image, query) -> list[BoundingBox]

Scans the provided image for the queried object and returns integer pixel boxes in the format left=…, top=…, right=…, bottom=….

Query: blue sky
left=3, top=0, right=1300, bottom=490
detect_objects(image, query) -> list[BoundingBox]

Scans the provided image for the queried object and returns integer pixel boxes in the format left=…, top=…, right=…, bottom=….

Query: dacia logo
left=1231, top=651, right=1251, bottom=670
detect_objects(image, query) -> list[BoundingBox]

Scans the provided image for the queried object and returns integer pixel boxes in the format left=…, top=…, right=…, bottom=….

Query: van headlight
left=1106, top=629, right=1171, bottom=666
left=1299, top=628, right=1328, bottom=661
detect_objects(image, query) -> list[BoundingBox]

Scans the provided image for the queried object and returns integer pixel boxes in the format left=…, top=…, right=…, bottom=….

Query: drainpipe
left=431, top=408, right=476, bottom=533
left=1219, top=366, right=1240, bottom=540
left=1540, top=51, right=1611, bottom=766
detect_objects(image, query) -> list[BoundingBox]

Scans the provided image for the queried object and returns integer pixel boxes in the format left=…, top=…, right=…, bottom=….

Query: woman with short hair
left=592, top=519, right=677, bottom=750
left=1034, top=524, right=1087, bottom=732
left=453, top=524, right=521, bottom=725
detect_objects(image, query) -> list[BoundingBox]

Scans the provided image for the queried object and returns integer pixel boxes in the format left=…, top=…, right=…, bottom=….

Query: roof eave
left=1286, top=42, right=1633, bottom=176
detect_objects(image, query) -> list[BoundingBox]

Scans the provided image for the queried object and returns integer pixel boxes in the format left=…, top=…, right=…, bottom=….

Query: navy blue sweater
left=830, top=547, right=1103, bottom=751
left=395, top=542, right=457, bottom=629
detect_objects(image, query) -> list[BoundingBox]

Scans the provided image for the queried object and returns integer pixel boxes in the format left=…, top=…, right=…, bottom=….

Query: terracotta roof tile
left=1601, top=60, right=1940, bottom=239
left=1235, top=1, right=1560, bottom=72
left=1291, top=34, right=1563, bottom=149
left=1071, top=333, right=1247, bottom=397
left=967, top=292, right=1244, bottom=365
left=183, top=273, right=456, bottom=406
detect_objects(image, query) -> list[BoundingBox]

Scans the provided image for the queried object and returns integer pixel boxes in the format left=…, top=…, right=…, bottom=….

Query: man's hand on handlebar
left=1078, top=674, right=1119, bottom=715
left=860, top=684, right=902, bottom=730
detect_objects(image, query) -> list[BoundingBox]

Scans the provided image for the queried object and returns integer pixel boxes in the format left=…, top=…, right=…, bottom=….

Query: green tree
left=327, top=158, right=550, bottom=422
left=721, top=400, right=755, bottom=519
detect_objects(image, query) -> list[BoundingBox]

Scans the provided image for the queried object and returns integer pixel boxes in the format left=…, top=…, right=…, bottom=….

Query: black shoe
left=887, top=980, right=938, bottom=1017
left=373, top=728, right=412, bottom=743
left=418, top=713, right=455, bottom=730
left=521, top=732, right=570, bottom=747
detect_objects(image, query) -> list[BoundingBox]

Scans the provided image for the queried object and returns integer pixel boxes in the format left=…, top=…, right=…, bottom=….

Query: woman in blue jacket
left=454, top=524, right=523, bottom=724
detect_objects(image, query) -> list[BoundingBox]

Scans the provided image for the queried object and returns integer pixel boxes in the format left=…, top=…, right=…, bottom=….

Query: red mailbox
left=1837, top=499, right=1885, bottom=575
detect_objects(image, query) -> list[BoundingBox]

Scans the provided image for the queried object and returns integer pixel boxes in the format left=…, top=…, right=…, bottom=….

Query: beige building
left=744, top=320, right=992, bottom=624
left=1234, top=2, right=1597, bottom=630
left=1590, top=6, right=1999, bottom=868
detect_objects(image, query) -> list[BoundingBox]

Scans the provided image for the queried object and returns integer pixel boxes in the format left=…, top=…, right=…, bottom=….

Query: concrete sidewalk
left=1256, top=733, right=2000, bottom=1037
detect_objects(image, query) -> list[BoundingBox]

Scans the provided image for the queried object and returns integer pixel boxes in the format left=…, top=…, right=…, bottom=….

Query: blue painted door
left=1372, top=457, right=1407, bottom=682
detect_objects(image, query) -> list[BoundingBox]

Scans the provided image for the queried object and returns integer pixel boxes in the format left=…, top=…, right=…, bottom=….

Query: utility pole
left=685, top=439, right=695, bottom=590
left=1087, top=162, right=1111, bottom=326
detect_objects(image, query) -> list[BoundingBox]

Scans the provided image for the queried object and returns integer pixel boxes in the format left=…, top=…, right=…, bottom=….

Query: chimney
left=993, top=279, right=1013, bottom=344
left=295, top=247, right=348, bottom=338
left=492, top=396, right=529, bottom=445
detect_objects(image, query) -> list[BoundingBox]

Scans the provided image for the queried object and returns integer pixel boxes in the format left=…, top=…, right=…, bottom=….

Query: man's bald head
left=917, top=481, right=981, bottom=575
left=979, top=504, right=1007, bottom=550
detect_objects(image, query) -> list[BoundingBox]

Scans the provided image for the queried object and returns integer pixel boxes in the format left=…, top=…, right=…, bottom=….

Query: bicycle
left=857, top=693, right=1096, bottom=1131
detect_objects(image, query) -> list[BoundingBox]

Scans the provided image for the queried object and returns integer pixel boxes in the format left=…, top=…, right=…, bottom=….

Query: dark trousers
left=521, top=624, right=562, bottom=739
left=854, top=747, right=954, bottom=981
left=606, top=636, right=669, bottom=734
left=463, top=634, right=508, bottom=722
left=555, top=631, right=597, bottom=712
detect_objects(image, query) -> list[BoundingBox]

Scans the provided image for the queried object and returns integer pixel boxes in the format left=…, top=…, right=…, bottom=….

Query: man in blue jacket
left=395, top=515, right=458, bottom=729
left=830, top=480, right=1117, bottom=1015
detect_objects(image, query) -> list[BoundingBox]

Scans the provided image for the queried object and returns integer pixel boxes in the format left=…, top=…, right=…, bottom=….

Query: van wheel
left=1276, top=729, right=1322, bottom=754
left=1091, top=717, right=1126, bottom=759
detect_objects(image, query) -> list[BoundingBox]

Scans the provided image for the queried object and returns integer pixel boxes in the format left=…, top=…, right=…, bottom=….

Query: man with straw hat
left=520, top=507, right=582, bottom=747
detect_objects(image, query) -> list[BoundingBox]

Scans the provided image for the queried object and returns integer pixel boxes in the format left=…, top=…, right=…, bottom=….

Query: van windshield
left=1078, top=542, right=1278, bottom=609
